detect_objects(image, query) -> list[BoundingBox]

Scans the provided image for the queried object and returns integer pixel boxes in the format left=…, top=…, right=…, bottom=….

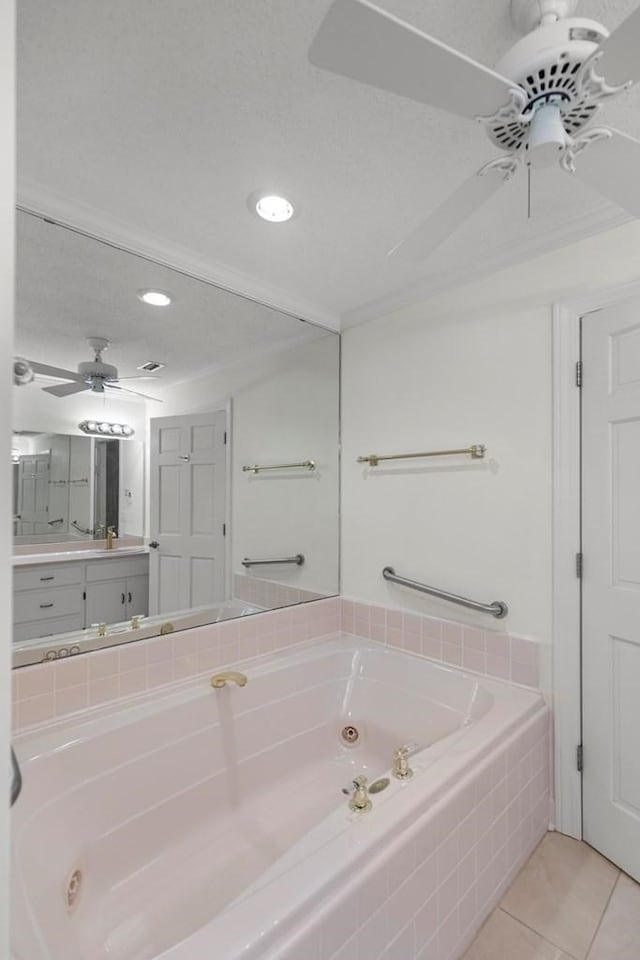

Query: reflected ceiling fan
left=309, top=0, right=640, bottom=259
left=17, top=337, right=163, bottom=402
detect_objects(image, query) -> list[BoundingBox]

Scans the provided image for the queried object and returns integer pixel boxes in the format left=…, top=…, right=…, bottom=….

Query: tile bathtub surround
left=270, top=708, right=550, bottom=960
left=12, top=596, right=340, bottom=730
left=234, top=572, right=325, bottom=608
left=340, top=598, right=541, bottom=689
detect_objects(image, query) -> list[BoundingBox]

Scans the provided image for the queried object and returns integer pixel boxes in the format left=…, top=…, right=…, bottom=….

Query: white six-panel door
left=149, top=411, right=227, bottom=616
left=17, top=453, right=50, bottom=535
left=582, top=299, right=640, bottom=881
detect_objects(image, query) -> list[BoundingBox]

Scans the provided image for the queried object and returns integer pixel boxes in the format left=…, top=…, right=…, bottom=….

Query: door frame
left=552, top=278, right=640, bottom=838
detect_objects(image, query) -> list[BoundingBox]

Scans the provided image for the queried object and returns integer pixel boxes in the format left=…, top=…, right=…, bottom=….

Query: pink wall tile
left=342, top=598, right=540, bottom=692
left=18, top=693, right=55, bottom=728
left=89, top=675, right=120, bottom=706
left=55, top=683, right=88, bottom=715
left=16, top=663, right=54, bottom=699
left=89, top=648, right=119, bottom=680
left=53, top=656, right=88, bottom=690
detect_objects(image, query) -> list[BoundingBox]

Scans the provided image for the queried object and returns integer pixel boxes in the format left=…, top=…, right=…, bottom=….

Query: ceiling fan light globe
left=526, top=102, right=567, bottom=167
left=13, top=358, right=34, bottom=386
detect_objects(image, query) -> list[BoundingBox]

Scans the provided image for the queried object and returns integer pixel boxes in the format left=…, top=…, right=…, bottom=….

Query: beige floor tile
left=500, top=833, right=619, bottom=960
left=462, top=909, right=573, bottom=960
left=587, top=873, right=640, bottom=960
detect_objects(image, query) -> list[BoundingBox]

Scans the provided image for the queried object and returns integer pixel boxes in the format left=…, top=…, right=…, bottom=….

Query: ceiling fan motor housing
left=487, top=18, right=608, bottom=157
left=77, top=359, right=119, bottom=391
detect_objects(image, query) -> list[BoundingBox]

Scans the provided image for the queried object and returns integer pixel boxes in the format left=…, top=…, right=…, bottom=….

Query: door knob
left=149, top=541, right=160, bottom=549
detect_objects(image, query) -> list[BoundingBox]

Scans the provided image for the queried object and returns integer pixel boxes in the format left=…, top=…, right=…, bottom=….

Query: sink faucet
left=106, top=526, right=116, bottom=550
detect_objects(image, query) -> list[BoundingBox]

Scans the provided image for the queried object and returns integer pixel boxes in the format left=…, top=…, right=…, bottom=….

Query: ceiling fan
left=15, top=337, right=163, bottom=402
left=309, top=0, right=640, bottom=259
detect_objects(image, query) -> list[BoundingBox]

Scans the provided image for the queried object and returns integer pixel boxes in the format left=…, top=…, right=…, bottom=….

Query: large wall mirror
left=13, top=210, right=340, bottom=666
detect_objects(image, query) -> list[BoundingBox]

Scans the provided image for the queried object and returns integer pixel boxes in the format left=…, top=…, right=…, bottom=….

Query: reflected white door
left=582, top=300, right=640, bottom=881
left=149, top=411, right=227, bottom=615
left=17, top=453, right=50, bottom=534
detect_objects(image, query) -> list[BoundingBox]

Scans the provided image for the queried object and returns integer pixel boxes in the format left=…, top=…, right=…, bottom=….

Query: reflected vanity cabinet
left=13, top=554, right=149, bottom=642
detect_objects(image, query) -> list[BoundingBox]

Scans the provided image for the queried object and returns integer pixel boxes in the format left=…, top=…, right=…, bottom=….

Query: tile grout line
left=583, top=870, right=621, bottom=960
left=497, top=906, right=582, bottom=960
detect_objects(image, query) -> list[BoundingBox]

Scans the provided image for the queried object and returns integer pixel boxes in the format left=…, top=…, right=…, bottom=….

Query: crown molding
left=17, top=179, right=341, bottom=332
left=341, top=202, right=631, bottom=327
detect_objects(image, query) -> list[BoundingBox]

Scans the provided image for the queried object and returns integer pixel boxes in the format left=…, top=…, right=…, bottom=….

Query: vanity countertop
left=13, top=546, right=149, bottom=567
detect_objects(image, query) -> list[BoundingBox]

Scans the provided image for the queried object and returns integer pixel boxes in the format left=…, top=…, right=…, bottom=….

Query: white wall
left=155, top=334, right=340, bottom=594
left=341, top=220, right=640, bottom=650
left=13, top=382, right=147, bottom=437
left=1, top=0, right=14, bottom=948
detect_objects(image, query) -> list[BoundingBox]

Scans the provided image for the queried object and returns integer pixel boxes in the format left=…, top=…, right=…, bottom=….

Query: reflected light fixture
left=255, top=194, right=294, bottom=222
left=79, top=420, right=135, bottom=437
left=137, top=289, right=172, bottom=307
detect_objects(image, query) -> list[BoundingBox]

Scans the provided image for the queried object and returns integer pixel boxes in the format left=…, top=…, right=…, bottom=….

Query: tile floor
left=462, top=832, right=640, bottom=960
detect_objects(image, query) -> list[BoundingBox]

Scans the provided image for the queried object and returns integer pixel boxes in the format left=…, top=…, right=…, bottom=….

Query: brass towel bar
left=357, top=445, right=485, bottom=466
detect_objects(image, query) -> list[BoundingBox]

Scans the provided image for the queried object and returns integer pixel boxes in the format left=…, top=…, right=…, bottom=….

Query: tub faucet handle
left=393, top=745, right=414, bottom=780
left=348, top=775, right=372, bottom=813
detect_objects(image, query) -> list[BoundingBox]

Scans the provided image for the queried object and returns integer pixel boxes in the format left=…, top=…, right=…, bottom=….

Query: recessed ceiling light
left=255, top=194, right=294, bottom=223
left=138, top=289, right=172, bottom=307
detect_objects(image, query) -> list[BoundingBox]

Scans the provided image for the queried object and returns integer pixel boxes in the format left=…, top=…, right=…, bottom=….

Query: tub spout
left=210, top=671, right=248, bottom=689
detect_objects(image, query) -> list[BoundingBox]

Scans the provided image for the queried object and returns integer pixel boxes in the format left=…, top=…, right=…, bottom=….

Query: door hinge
left=577, top=744, right=584, bottom=772
left=576, top=552, right=583, bottom=579
left=224, top=431, right=227, bottom=445
left=82, top=590, right=86, bottom=601
left=575, top=360, right=582, bottom=387
left=222, top=523, right=226, bottom=537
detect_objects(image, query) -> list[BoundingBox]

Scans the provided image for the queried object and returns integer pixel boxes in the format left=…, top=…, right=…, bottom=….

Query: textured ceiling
left=17, top=0, right=640, bottom=324
left=15, top=212, right=330, bottom=396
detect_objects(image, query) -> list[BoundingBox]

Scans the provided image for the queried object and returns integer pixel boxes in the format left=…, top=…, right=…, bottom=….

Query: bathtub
left=11, top=637, right=550, bottom=960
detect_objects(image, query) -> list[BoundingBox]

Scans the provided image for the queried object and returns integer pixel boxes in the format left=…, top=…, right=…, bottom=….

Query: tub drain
left=340, top=724, right=359, bottom=745
left=65, top=868, right=82, bottom=912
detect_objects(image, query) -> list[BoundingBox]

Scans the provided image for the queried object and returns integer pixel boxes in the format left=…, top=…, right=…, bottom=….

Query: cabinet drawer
left=85, top=555, right=149, bottom=582
left=14, top=563, right=83, bottom=592
left=14, top=586, right=83, bottom=624
left=13, top=615, right=84, bottom=644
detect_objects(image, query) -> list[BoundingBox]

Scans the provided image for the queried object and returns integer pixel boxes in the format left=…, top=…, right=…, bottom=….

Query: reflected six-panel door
left=582, top=298, right=640, bottom=881
left=149, top=411, right=227, bottom=617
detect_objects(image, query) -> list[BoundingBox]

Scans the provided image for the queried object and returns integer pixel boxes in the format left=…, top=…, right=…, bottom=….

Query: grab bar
left=71, top=519, right=94, bottom=535
left=242, top=554, right=305, bottom=567
left=10, top=747, right=22, bottom=807
left=358, top=445, right=485, bottom=466
left=382, top=566, right=508, bottom=619
left=242, top=460, right=316, bottom=474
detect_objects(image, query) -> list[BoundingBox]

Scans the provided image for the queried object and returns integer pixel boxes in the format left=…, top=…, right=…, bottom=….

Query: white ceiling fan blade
left=571, top=128, right=640, bottom=218
left=42, top=380, right=89, bottom=397
left=106, top=383, right=163, bottom=402
left=29, top=361, right=83, bottom=381
left=114, top=376, right=160, bottom=382
left=592, top=5, right=640, bottom=88
left=309, top=0, right=520, bottom=120
left=390, top=161, right=515, bottom=262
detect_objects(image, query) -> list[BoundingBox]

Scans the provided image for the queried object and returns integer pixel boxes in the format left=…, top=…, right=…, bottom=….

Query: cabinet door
left=126, top=575, right=149, bottom=618
left=85, top=579, right=127, bottom=627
